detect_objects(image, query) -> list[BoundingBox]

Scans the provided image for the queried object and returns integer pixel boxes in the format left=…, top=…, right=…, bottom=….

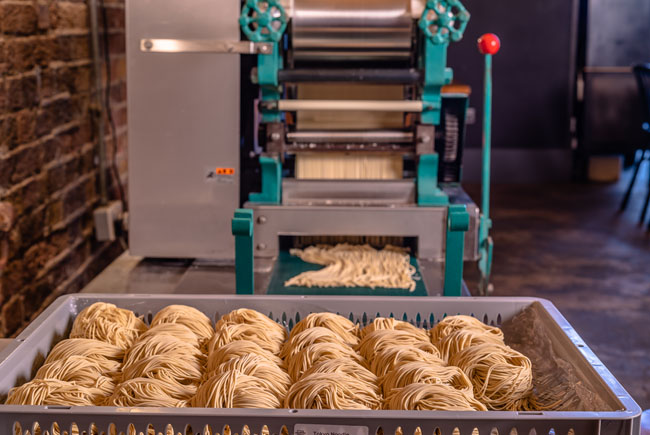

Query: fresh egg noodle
left=34, top=356, right=116, bottom=398
left=280, top=326, right=349, bottom=360
left=191, top=370, right=281, bottom=409
left=6, top=379, right=102, bottom=406
left=150, top=304, right=214, bottom=346
left=138, top=323, right=201, bottom=349
left=287, top=341, right=366, bottom=381
left=70, top=302, right=147, bottom=350
left=44, top=338, right=124, bottom=365
left=7, top=305, right=546, bottom=412
left=285, top=244, right=416, bottom=291
left=361, top=317, right=430, bottom=342
left=285, top=372, right=381, bottom=410
left=210, top=322, right=285, bottom=356
left=450, top=342, right=534, bottom=411
left=383, top=383, right=488, bottom=411
left=289, top=312, right=360, bottom=347
left=430, top=315, right=504, bottom=344
left=381, top=361, right=474, bottom=397
left=210, top=354, right=292, bottom=401
left=216, top=308, right=288, bottom=341
left=302, top=359, right=378, bottom=387
left=105, top=377, right=192, bottom=407
left=370, top=346, right=445, bottom=378
left=357, top=329, right=438, bottom=361
left=206, top=340, right=285, bottom=373
left=120, top=354, right=203, bottom=387
left=195, top=310, right=292, bottom=408
left=123, top=334, right=205, bottom=368
left=436, top=328, right=506, bottom=362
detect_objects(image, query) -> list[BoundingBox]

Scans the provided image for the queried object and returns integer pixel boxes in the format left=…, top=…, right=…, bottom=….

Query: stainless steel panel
left=282, top=179, right=416, bottom=206
left=292, top=0, right=413, bottom=62
left=246, top=205, right=446, bottom=259
left=127, top=0, right=240, bottom=260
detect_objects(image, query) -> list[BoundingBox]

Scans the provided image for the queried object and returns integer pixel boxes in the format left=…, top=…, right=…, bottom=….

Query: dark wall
left=447, top=0, right=577, bottom=150
left=586, top=0, right=650, bottom=67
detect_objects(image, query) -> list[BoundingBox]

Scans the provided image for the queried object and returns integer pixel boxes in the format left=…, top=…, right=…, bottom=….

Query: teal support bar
left=418, top=154, right=449, bottom=206
left=249, top=156, right=281, bottom=204
left=232, top=209, right=254, bottom=294
left=444, top=204, right=470, bottom=296
left=476, top=33, right=500, bottom=294
left=258, top=43, right=282, bottom=123
left=421, top=40, right=450, bottom=125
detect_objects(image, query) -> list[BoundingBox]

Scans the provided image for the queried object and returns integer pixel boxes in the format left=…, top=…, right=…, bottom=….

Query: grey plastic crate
left=0, top=294, right=641, bottom=435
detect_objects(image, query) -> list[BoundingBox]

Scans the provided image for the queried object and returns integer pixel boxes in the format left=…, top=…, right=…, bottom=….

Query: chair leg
left=620, top=151, right=643, bottom=211
left=641, top=154, right=650, bottom=224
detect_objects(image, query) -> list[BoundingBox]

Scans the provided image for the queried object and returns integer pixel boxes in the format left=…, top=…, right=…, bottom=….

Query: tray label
left=294, top=424, right=368, bottom=435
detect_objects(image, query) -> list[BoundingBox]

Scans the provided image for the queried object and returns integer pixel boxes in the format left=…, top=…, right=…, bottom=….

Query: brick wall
left=0, top=0, right=127, bottom=336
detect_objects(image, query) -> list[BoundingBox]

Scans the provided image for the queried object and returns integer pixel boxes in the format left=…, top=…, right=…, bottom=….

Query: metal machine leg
left=444, top=204, right=470, bottom=296
left=232, top=209, right=254, bottom=294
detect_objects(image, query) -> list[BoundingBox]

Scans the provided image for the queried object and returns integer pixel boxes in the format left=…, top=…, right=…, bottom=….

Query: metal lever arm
left=477, top=33, right=500, bottom=295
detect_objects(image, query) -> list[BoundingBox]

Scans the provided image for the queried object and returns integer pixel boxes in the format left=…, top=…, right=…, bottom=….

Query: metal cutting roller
left=129, top=0, right=499, bottom=296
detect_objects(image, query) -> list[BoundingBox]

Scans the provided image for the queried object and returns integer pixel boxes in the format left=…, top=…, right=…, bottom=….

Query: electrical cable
left=99, top=0, right=127, bottom=212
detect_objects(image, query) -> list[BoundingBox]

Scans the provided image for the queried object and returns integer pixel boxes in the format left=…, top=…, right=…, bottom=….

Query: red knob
left=478, top=33, right=500, bottom=55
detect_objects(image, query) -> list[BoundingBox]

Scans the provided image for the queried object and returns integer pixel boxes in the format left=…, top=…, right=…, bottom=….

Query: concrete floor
left=465, top=166, right=650, bottom=410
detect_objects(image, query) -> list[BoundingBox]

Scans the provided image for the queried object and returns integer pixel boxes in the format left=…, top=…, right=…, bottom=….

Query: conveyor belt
left=266, top=250, right=428, bottom=296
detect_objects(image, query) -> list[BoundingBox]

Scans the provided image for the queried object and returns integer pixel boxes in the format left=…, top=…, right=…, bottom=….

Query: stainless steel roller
left=291, top=0, right=414, bottom=62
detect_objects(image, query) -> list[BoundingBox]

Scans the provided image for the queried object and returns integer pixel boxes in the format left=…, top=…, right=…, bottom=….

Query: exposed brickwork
left=0, top=0, right=127, bottom=336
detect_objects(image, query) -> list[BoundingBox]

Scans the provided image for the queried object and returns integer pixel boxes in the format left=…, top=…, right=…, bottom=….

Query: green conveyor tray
left=266, top=251, right=428, bottom=296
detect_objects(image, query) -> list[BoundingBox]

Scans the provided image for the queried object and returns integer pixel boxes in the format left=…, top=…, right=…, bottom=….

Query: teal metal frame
left=419, top=0, right=469, bottom=125
left=417, top=154, right=449, bottom=206
left=248, top=156, right=282, bottom=204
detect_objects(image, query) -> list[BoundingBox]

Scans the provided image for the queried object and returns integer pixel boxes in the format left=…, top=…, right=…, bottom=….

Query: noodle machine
left=127, top=0, right=499, bottom=296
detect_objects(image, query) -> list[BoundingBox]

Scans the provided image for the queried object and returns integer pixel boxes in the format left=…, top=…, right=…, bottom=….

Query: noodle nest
left=70, top=303, right=147, bottom=349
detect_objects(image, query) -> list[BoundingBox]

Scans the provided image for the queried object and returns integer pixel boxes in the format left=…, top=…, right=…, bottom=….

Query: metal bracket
left=264, top=123, right=286, bottom=160
left=444, top=204, right=469, bottom=296
left=415, top=124, right=435, bottom=155
left=140, top=39, right=273, bottom=54
left=232, top=209, right=254, bottom=295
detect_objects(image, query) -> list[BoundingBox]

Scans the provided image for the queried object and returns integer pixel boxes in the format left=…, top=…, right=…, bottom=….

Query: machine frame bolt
left=257, top=216, right=267, bottom=224
left=270, top=132, right=281, bottom=141
left=257, top=243, right=267, bottom=250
